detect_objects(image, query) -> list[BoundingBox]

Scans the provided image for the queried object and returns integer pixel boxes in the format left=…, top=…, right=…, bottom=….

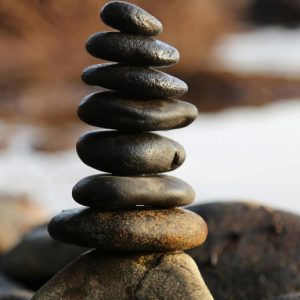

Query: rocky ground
left=0, top=202, right=299, bottom=299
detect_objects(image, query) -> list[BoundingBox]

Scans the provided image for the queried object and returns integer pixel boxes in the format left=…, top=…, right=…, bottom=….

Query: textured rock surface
left=82, top=63, right=188, bottom=98
left=100, top=1, right=163, bottom=37
left=73, top=174, right=195, bottom=208
left=78, top=91, right=197, bottom=131
left=48, top=208, right=207, bottom=251
left=32, top=250, right=213, bottom=300
left=86, top=32, right=179, bottom=66
left=0, top=225, right=87, bottom=290
left=187, top=202, right=300, bottom=300
left=272, top=294, right=300, bottom=300
left=76, top=131, right=185, bottom=175
left=0, top=194, right=47, bottom=254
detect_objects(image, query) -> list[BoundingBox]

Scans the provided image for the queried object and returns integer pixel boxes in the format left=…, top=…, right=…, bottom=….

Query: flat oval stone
left=72, top=174, right=195, bottom=208
left=86, top=32, right=179, bottom=67
left=48, top=208, right=207, bottom=251
left=78, top=92, right=198, bottom=131
left=100, top=1, right=163, bottom=37
left=76, top=131, right=185, bottom=175
left=82, top=63, right=188, bottom=98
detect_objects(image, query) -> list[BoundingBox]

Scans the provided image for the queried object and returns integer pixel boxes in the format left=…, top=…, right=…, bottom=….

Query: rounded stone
left=86, top=32, right=179, bottom=67
left=0, top=225, right=88, bottom=290
left=72, top=174, right=195, bottom=209
left=76, top=131, right=185, bottom=175
left=82, top=63, right=188, bottom=98
left=32, top=251, right=213, bottom=300
left=100, top=1, right=163, bottom=37
left=48, top=208, right=207, bottom=251
left=187, top=202, right=300, bottom=300
left=78, top=92, right=198, bottom=132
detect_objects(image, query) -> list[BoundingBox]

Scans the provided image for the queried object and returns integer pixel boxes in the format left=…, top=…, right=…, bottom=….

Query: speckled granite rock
left=187, top=202, right=300, bottom=300
left=48, top=208, right=207, bottom=251
left=32, top=250, right=213, bottom=300
left=82, top=63, right=188, bottom=98
left=78, top=92, right=197, bottom=131
left=76, top=131, right=185, bottom=175
left=72, top=174, right=195, bottom=208
left=86, top=32, right=179, bottom=66
left=100, top=1, right=163, bottom=36
left=0, top=225, right=88, bottom=290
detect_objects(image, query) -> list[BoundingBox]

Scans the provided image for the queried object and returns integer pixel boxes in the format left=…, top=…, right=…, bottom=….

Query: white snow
left=215, top=28, right=300, bottom=76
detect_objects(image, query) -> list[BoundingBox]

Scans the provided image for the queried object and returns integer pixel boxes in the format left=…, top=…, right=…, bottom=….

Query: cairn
left=33, top=1, right=213, bottom=299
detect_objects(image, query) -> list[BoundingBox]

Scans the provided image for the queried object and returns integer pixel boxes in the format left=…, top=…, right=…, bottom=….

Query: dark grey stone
left=78, top=92, right=197, bottom=131
left=0, top=225, right=87, bottom=290
left=76, top=131, right=185, bottom=175
left=187, top=202, right=300, bottom=300
left=48, top=208, right=207, bottom=251
left=72, top=174, right=195, bottom=208
left=81, top=63, right=188, bottom=98
left=86, top=32, right=179, bottom=67
left=100, top=1, right=163, bottom=37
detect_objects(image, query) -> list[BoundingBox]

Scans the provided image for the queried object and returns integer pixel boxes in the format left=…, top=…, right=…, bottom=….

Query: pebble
left=100, top=1, right=163, bottom=37
left=86, top=32, right=179, bottom=66
left=0, top=225, right=88, bottom=290
left=33, top=250, right=213, bottom=300
left=48, top=208, right=207, bottom=251
left=187, top=202, right=300, bottom=300
left=82, top=63, right=188, bottom=98
left=72, top=174, right=195, bottom=208
left=78, top=91, right=198, bottom=131
left=76, top=131, right=185, bottom=175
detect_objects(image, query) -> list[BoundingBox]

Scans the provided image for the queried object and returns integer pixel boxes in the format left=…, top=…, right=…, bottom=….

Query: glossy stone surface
left=82, top=63, right=188, bottom=98
left=86, top=32, right=179, bottom=67
left=33, top=251, right=213, bottom=300
left=78, top=92, right=197, bottom=131
left=72, top=174, right=195, bottom=208
left=48, top=208, right=207, bottom=251
left=100, top=1, right=163, bottom=37
left=76, top=131, right=185, bottom=175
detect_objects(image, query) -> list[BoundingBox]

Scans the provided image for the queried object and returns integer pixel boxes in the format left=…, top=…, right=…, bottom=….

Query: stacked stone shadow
left=33, top=2, right=213, bottom=299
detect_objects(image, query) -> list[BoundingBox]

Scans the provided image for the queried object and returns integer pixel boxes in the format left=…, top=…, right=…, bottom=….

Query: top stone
left=100, top=1, right=163, bottom=37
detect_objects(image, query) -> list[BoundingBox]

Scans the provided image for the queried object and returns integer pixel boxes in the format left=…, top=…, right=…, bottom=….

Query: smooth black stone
left=86, top=32, right=179, bottom=67
left=100, top=1, right=163, bottom=37
left=76, top=131, right=185, bottom=175
left=72, top=174, right=195, bottom=208
left=82, top=63, right=188, bottom=98
left=78, top=92, right=198, bottom=132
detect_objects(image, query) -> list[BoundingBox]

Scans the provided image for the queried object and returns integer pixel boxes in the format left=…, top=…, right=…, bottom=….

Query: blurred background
left=0, top=0, right=300, bottom=228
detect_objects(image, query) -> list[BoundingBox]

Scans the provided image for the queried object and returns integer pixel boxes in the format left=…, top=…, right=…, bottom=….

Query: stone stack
left=33, top=1, right=213, bottom=299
